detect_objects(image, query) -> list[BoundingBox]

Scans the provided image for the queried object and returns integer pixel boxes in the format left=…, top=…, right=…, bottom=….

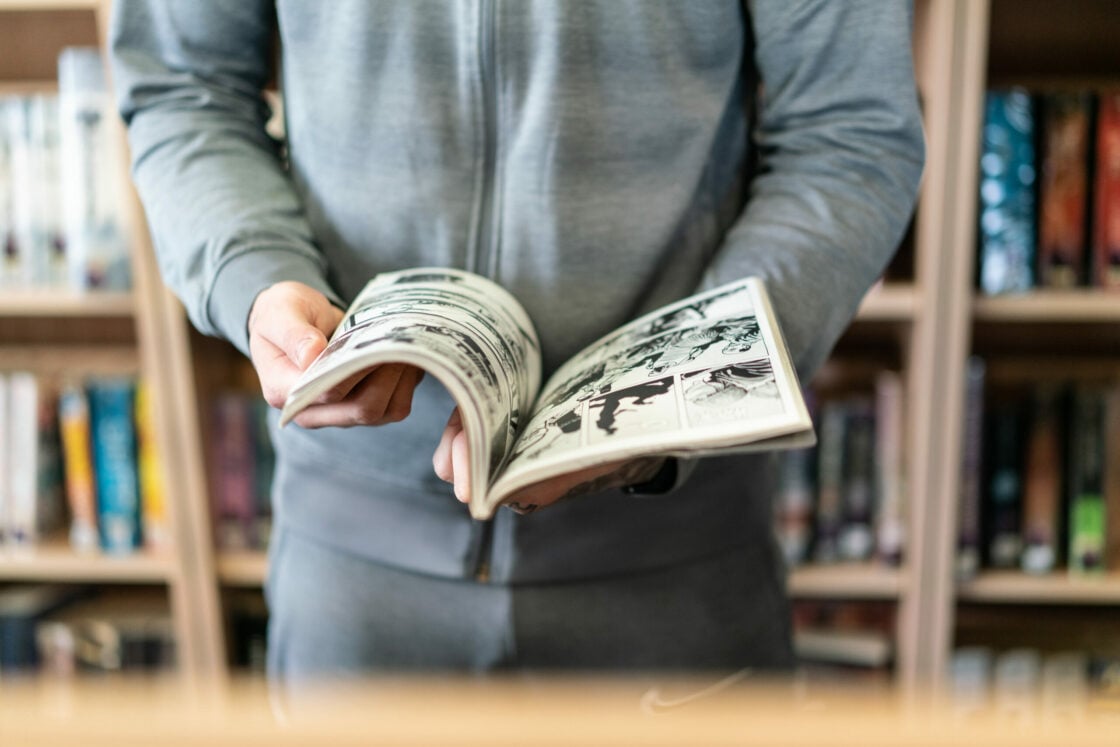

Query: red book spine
left=1094, top=91, right=1120, bottom=290
left=1038, top=92, right=1092, bottom=288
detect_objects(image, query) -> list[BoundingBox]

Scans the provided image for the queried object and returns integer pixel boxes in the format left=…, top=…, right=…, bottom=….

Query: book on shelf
left=58, top=382, right=99, bottom=553
left=1019, top=385, right=1065, bottom=574
left=874, top=370, right=907, bottom=567
left=811, top=401, right=846, bottom=564
left=5, top=372, right=64, bottom=547
left=35, top=588, right=175, bottom=676
left=957, top=357, right=986, bottom=579
left=88, top=378, right=142, bottom=554
left=1105, top=386, right=1120, bottom=571
left=983, top=398, right=1026, bottom=570
left=280, top=268, right=814, bottom=521
left=838, top=396, right=876, bottom=563
left=1096, top=91, right=1120, bottom=290
left=210, top=392, right=258, bottom=551
left=57, top=46, right=131, bottom=291
left=1066, top=385, right=1107, bottom=575
left=135, top=380, right=170, bottom=551
left=1037, top=92, right=1093, bottom=289
left=978, top=89, right=1037, bottom=295
left=0, top=584, right=85, bottom=674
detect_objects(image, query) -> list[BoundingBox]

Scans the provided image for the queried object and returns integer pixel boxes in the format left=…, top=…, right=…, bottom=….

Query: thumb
left=250, top=283, right=339, bottom=370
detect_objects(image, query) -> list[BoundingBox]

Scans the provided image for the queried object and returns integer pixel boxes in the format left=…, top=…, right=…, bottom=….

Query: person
left=110, top=0, right=924, bottom=686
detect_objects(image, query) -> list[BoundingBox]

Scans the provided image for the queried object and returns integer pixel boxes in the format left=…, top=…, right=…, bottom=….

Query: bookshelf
left=931, top=0, right=1120, bottom=694
left=8, top=0, right=1115, bottom=697
left=0, top=0, right=224, bottom=683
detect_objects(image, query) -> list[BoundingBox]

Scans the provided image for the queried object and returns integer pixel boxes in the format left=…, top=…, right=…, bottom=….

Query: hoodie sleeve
left=109, top=0, right=342, bottom=356
left=702, top=0, right=926, bottom=379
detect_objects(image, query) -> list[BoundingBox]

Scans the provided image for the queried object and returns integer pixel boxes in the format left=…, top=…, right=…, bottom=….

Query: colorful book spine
left=88, top=379, right=142, bottom=553
left=1020, top=385, right=1064, bottom=574
left=957, top=358, right=986, bottom=579
left=978, top=89, right=1037, bottom=295
left=1067, top=386, right=1106, bottom=575
left=1038, top=92, right=1093, bottom=288
left=1094, top=91, right=1120, bottom=290
left=775, top=446, right=815, bottom=567
left=57, top=383, right=99, bottom=552
left=135, top=379, right=171, bottom=551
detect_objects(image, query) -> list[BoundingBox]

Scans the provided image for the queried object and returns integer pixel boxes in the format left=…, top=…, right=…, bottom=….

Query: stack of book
left=0, top=374, right=168, bottom=555
left=978, top=88, right=1120, bottom=294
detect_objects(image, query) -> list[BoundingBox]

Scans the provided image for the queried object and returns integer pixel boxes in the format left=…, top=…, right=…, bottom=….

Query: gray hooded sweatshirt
left=110, top=1, right=924, bottom=584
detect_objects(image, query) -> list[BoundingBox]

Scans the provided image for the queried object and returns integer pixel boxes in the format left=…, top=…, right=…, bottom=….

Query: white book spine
left=0, top=98, right=12, bottom=289
left=59, top=47, right=131, bottom=291
left=0, top=372, right=9, bottom=545
left=8, top=371, right=40, bottom=544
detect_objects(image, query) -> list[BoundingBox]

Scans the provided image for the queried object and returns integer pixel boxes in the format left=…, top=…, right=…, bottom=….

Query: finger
left=250, top=285, right=341, bottom=369
left=293, top=364, right=407, bottom=428
left=433, top=408, right=462, bottom=483
left=451, top=426, right=471, bottom=504
left=249, top=335, right=307, bottom=409
left=383, top=367, right=424, bottom=422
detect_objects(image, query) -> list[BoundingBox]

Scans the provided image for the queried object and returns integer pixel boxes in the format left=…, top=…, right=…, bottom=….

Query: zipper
left=471, top=0, right=499, bottom=584
left=473, top=0, right=501, bottom=278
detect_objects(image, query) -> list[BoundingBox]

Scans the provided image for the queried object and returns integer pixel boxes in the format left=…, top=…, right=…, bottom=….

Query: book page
left=280, top=269, right=540, bottom=514
left=487, top=278, right=811, bottom=509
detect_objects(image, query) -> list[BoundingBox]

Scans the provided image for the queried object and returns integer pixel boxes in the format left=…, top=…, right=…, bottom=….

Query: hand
left=431, top=407, right=665, bottom=512
left=248, top=281, right=424, bottom=428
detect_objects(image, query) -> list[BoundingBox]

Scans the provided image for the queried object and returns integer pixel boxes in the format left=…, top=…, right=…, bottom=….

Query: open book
left=280, top=268, right=814, bottom=520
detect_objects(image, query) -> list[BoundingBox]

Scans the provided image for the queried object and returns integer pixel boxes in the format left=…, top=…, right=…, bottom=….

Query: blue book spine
left=88, top=379, right=141, bottom=553
left=978, top=89, right=1037, bottom=294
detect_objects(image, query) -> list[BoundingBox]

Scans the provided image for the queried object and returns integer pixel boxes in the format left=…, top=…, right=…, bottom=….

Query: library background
left=1, top=0, right=1118, bottom=716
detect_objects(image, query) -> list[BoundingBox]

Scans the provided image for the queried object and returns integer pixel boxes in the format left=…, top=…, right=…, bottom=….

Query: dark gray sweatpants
left=265, top=524, right=795, bottom=686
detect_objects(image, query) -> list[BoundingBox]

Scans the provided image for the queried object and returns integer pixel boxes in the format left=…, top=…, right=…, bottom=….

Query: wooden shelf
left=787, top=563, right=905, bottom=600
left=0, top=538, right=176, bottom=583
left=0, top=290, right=135, bottom=317
left=973, top=290, right=1120, bottom=323
left=957, top=571, right=1120, bottom=606
left=0, top=345, right=139, bottom=374
left=216, top=551, right=268, bottom=587
left=0, top=0, right=99, bottom=10
left=854, top=283, right=919, bottom=322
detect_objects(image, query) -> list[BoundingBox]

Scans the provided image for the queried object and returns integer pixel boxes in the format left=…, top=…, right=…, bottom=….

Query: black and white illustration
left=680, top=360, right=782, bottom=426
left=586, top=376, right=679, bottom=443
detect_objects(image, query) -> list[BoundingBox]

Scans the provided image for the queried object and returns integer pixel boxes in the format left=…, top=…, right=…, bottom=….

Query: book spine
left=1019, top=385, right=1064, bottom=574
left=978, top=89, right=1037, bottom=294
left=839, top=396, right=876, bottom=562
left=0, top=372, right=9, bottom=545
left=775, top=447, right=815, bottom=567
left=984, top=400, right=1025, bottom=569
left=58, top=47, right=131, bottom=291
left=957, top=357, right=986, bottom=579
left=57, top=383, right=99, bottom=552
left=5, top=97, right=34, bottom=288
left=210, top=393, right=256, bottom=551
left=250, top=397, right=275, bottom=550
left=1067, top=386, right=1106, bottom=575
left=0, top=97, right=12, bottom=289
left=1104, top=384, right=1120, bottom=571
left=88, top=379, right=142, bottom=553
left=874, top=370, right=907, bottom=566
left=812, top=400, right=847, bottom=564
left=7, top=372, right=63, bottom=546
left=1094, top=91, right=1120, bottom=290
left=1037, top=92, right=1094, bottom=288
left=135, top=379, right=171, bottom=551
